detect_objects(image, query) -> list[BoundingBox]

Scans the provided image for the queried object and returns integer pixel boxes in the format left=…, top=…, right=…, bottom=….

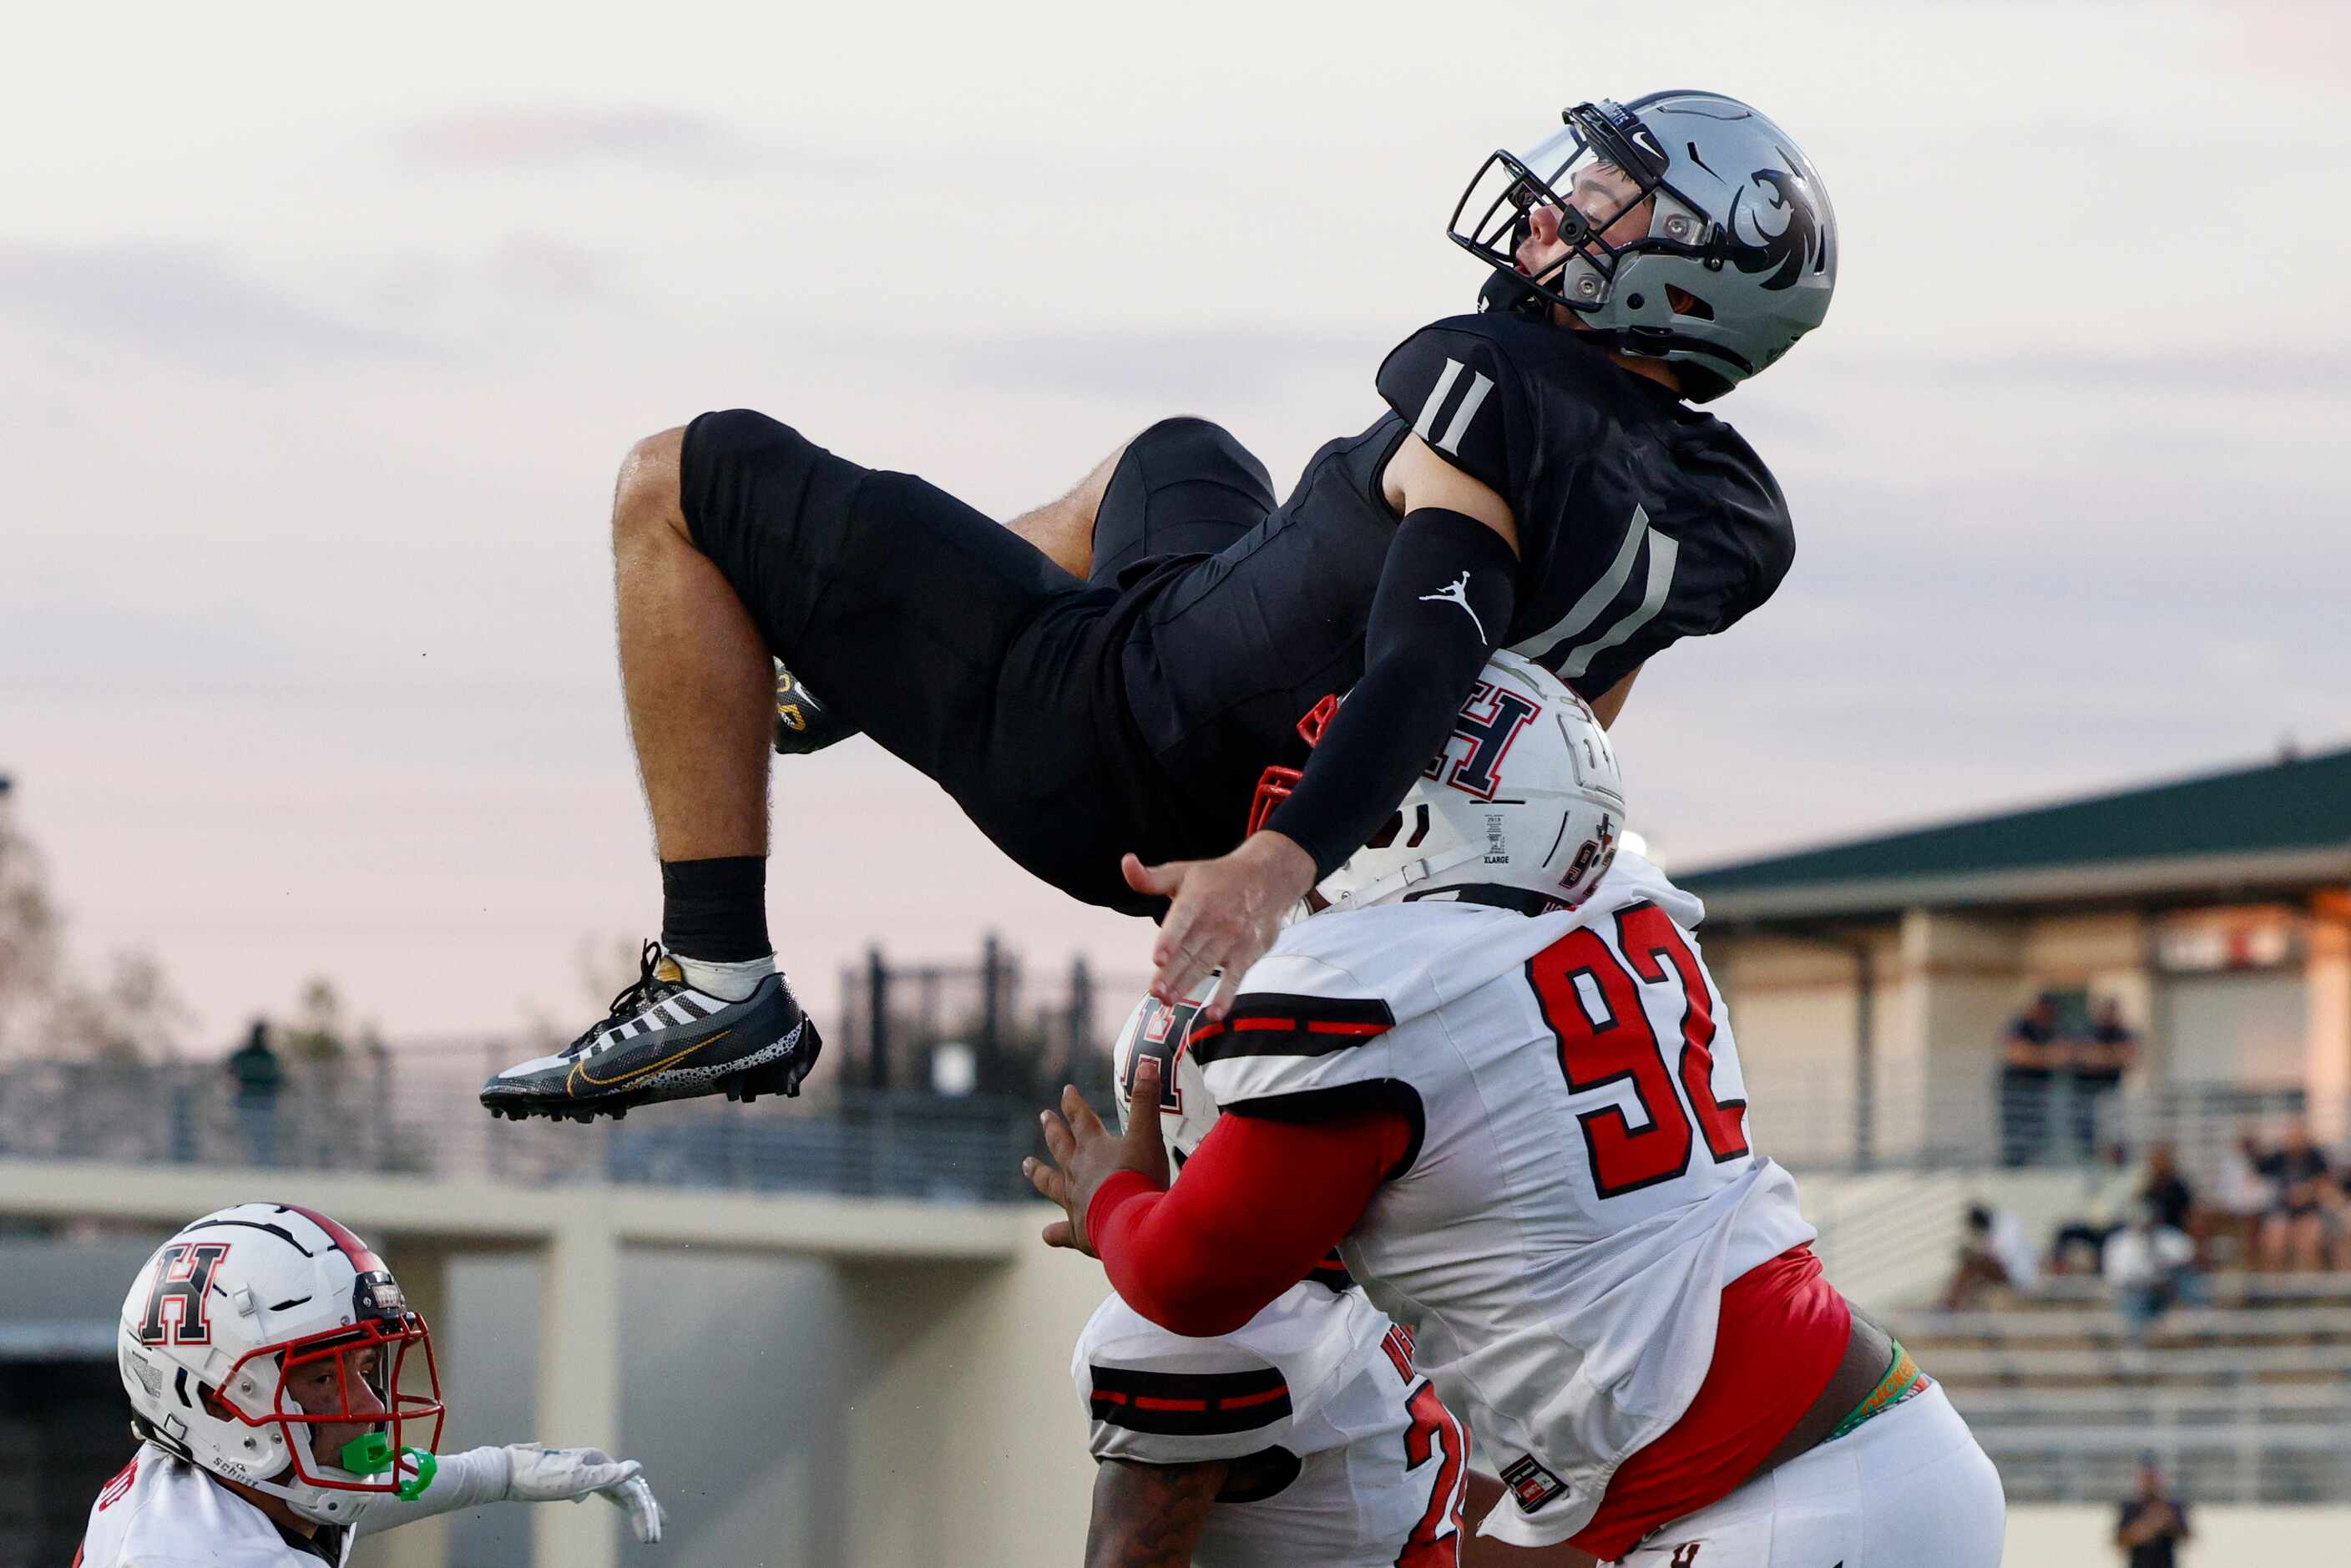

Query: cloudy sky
left=5, top=0, right=2346, bottom=1044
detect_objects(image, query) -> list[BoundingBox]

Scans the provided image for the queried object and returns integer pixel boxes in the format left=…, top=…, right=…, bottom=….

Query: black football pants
left=677, top=412, right=1274, bottom=913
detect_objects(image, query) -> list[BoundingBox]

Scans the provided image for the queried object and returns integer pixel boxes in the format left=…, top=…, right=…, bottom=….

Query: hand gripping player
left=1027, top=657, right=2007, bottom=1568
left=483, top=91, right=1834, bottom=1125
left=1073, top=1046, right=1472, bottom=1567
left=78, top=1203, right=663, bottom=1568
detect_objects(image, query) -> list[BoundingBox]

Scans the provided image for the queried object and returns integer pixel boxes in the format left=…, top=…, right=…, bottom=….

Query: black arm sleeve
left=1262, top=508, right=1516, bottom=880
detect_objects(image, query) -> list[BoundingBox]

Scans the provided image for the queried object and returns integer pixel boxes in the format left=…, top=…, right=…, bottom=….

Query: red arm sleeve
left=1086, top=1108, right=1413, bottom=1338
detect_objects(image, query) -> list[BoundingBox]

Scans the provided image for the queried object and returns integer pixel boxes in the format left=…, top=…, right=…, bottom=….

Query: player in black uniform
left=482, top=89, right=1837, bottom=1123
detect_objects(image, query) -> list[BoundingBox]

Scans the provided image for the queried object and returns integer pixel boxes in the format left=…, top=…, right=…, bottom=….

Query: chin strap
left=1322, top=842, right=1488, bottom=914
left=1478, top=270, right=1552, bottom=317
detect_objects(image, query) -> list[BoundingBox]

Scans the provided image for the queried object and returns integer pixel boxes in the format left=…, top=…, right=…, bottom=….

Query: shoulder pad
left=1377, top=316, right=1531, bottom=499
left=1188, top=985, right=1401, bottom=1114
left=1073, top=1296, right=1297, bottom=1465
left=1192, top=904, right=1499, bottom=1111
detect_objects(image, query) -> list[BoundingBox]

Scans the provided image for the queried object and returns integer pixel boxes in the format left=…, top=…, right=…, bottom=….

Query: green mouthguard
left=338, top=1434, right=437, bottom=1499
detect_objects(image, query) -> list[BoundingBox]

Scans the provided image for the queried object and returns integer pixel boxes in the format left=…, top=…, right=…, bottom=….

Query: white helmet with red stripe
left=1251, top=650, right=1625, bottom=915
left=115, top=1202, right=444, bottom=1527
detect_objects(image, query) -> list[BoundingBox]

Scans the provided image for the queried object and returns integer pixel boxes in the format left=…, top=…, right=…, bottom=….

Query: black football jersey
left=1106, top=311, right=1793, bottom=854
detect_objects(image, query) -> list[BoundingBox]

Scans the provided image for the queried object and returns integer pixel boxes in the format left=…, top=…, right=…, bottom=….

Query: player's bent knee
left=1129, top=414, right=1230, bottom=459
left=1125, top=415, right=1272, bottom=499
left=612, top=427, right=690, bottom=548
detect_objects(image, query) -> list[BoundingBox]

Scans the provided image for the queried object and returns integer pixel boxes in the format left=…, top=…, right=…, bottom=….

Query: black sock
left=660, top=856, right=771, bottom=963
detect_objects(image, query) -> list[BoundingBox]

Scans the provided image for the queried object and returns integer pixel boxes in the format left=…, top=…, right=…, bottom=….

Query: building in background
left=1682, top=746, right=2351, bottom=1168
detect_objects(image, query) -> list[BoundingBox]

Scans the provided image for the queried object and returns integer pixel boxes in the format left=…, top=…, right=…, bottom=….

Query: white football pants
left=1608, top=1383, right=2005, bottom=1568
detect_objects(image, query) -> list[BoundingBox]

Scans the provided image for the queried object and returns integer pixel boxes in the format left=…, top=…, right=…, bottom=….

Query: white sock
left=675, top=953, right=774, bottom=1003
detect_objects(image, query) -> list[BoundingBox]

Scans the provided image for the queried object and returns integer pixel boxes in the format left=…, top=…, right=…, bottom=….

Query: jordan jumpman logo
left=1419, top=572, right=1485, bottom=642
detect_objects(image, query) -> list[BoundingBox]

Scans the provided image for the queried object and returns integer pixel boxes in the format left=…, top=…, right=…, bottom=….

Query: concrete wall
left=1703, top=928, right=1904, bottom=1163
left=841, top=1251, right=1107, bottom=1567
left=1897, top=908, right=2028, bottom=1140
left=0, top=1159, right=1114, bottom=1568
left=2306, top=900, right=2351, bottom=1139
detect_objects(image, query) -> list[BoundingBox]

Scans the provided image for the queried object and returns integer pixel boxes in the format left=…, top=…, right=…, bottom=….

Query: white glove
left=502, top=1442, right=666, bottom=1543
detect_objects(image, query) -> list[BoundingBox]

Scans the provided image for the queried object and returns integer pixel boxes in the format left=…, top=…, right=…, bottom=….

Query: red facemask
left=1246, top=694, right=1340, bottom=836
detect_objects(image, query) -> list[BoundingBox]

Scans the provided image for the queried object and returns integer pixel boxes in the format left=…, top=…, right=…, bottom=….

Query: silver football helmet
left=1450, top=92, right=1836, bottom=399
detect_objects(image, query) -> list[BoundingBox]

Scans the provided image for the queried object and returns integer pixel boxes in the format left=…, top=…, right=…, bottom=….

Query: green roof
left=1681, top=746, right=2351, bottom=922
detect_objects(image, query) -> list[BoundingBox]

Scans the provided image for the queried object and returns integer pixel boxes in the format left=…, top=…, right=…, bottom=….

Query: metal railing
left=0, top=1053, right=1062, bottom=1203
left=1750, top=1067, right=2334, bottom=1176
left=1979, top=1426, right=2351, bottom=1505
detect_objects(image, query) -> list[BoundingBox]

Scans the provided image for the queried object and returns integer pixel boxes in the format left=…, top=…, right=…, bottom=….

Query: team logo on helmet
left=1724, top=164, right=1828, bottom=292
left=1121, top=997, right=1197, bottom=1115
left=1424, top=680, right=1543, bottom=802
left=136, top=1242, right=234, bottom=1347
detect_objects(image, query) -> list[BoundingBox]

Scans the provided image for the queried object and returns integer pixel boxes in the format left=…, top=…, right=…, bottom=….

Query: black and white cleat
left=480, top=942, right=822, bottom=1124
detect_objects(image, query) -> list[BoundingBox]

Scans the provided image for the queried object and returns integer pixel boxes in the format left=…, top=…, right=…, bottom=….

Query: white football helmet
left=1251, top=650, right=1625, bottom=915
left=116, top=1203, right=444, bottom=1527
left=1109, top=991, right=1221, bottom=1162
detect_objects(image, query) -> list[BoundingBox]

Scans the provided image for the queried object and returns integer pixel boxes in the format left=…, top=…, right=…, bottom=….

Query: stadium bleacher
left=1898, top=1272, right=2351, bottom=1504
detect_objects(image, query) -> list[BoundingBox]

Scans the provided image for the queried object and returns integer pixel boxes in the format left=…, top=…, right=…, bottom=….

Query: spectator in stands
left=225, top=1019, right=283, bottom=1168
left=2326, top=1158, right=2351, bottom=1272
left=2207, top=1128, right=2273, bottom=1267
left=2068, top=997, right=2139, bottom=1156
left=2256, top=1120, right=2333, bottom=1272
left=1998, top=994, right=2064, bottom=1166
left=2049, top=1141, right=2139, bottom=1274
left=2104, top=1199, right=2201, bottom=1343
left=1941, top=1201, right=2040, bottom=1308
left=2138, top=1141, right=2196, bottom=1233
left=2115, top=1455, right=2190, bottom=1568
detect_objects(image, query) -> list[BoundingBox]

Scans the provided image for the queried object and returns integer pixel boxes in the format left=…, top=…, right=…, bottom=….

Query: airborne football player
left=483, top=93, right=1834, bottom=1124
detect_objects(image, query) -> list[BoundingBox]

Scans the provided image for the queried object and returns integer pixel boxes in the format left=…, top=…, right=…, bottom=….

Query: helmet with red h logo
left=116, top=1202, right=445, bottom=1527
left=1249, top=650, right=1625, bottom=914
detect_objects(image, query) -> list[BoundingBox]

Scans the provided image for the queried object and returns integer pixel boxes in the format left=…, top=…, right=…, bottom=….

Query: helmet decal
left=1424, top=680, right=1542, bottom=801
left=1725, top=164, right=1828, bottom=292
left=1560, top=813, right=1618, bottom=898
left=1121, top=997, right=1199, bottom=1116
left=1257, top=653, right=1627, bottom=916
left=135, top=1242, right=233, bottom=1348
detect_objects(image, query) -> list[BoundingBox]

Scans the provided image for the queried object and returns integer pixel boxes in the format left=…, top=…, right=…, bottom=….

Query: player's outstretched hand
left=1024, top=1060, right=1170, bottom=1255
left=501, top=1444, right=665, bottom=1543
left=1124, top=832, right=1317, bottom=1019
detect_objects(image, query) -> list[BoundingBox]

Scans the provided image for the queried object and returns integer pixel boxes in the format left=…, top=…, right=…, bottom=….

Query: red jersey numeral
left=1396, top=1379, right=1469, bottom=1566
left=1528, top=902, right=1748, bottom=1198
left=95, top=1455, right=139, bottom=1511
left=1617, top=903, right=1749, bottom=1165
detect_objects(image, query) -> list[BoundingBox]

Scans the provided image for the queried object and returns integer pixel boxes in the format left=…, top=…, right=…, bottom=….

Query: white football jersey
left=1159, top=852, right=1814, bottom=1549
left=76, top=1444, right=352, bottom=1567
left=1074, top=1279, right=1469, bottom=1566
